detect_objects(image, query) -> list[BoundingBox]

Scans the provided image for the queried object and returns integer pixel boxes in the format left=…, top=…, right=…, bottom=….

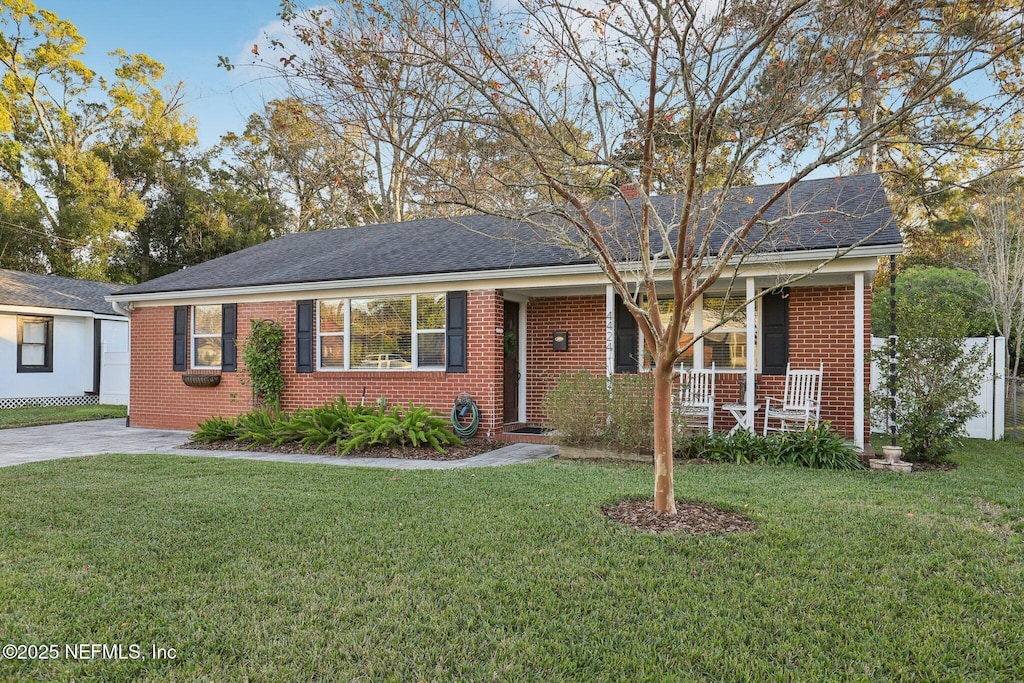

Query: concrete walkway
left=0, top=419, right=558, bottom=470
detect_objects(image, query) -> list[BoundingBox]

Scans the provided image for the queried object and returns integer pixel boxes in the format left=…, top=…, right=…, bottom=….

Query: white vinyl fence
left=870, top=336, right=1005, bottom=440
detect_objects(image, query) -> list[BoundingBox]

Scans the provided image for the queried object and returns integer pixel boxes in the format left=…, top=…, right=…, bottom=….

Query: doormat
left=507, top=426, right=547, bottom=435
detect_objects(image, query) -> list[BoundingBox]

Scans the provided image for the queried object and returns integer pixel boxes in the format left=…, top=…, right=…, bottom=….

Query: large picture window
left=17, top=315, right=53, bottom=373
left=317, top=293, right=445, bottom=370
left=192, top=305, right=222, bottom=369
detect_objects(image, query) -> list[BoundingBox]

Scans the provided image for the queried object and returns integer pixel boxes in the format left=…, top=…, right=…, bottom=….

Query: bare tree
left=284, top=0, right=1023, bottom=512
left=970, top=172, right=1024, bottom=430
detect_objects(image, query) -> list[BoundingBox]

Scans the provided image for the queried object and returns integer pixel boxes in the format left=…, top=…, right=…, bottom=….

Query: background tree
left=0, top=1, right=148, bottom=278
left=280, top=0, right=1023, bottom=513
left=969, top=171, right=1024, bottom=432
left=870, top=265, right=993, bottom=338
left=221, top=98, right=375, bottom=232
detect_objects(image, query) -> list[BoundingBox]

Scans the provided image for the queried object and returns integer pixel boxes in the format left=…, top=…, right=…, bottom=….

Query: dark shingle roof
left=0, top=269, right=125, bottom=315
left=117, top=174, right=900, bottom=297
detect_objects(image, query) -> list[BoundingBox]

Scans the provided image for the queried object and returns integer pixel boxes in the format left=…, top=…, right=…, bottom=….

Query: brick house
left=109, top=174, right=901, bottom=449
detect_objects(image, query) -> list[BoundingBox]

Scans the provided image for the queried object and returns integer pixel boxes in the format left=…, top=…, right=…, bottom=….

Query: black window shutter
left=221, top=304, right=237, bottom=372
left=761, top=289, right=789, bottom=375
left=296, top=300, right=314, bottom=373
left=614, top=294, right=639, bottom=374
left=445, top=291, right=467, bottom=373
left=173, top=306, right=188, bottom=371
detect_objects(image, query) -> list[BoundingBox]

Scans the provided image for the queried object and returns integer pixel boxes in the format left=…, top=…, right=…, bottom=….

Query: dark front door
left=503, top=301, right=520, bottom=424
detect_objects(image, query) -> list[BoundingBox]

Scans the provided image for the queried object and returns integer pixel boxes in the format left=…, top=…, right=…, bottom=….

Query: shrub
left=272, top=398, right=369, bottom=453
left=675, top=423, right=864, bottom=470
left=606, top=374, right=655, bottom=452
left=191, top=415, right=239, bottom=443
left=234, top=407, right=281, bottom=445
left=341, top=403, right=462, bottom=455
left=872, top=301, right=989, bottom=462
left=540, top=371, right=607, bottom=444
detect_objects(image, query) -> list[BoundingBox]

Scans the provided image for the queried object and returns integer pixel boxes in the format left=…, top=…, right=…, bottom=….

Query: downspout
left=111, top=300, right=134, bottom=317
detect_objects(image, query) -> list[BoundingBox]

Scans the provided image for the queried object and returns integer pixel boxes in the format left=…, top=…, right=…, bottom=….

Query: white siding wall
left=0, top=312, right=94, bottom=400
left=99, top=318, right=130, bottom=405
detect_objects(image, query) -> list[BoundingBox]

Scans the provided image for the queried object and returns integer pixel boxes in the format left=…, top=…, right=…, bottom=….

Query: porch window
left=639, top=295, right=757, bottom=371
left=192, top=305, right=222, bottom=369
left=17, top=315, right=53, bottom=373
left=317, top=293, right=445, bottom=370
left=702, top=296, right=754, bottom=370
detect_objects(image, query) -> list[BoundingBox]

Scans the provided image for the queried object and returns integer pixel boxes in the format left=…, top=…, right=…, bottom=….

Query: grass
left=0, top=441, right=1021, bottom=681
left=0, top=404, right=127, bottom=429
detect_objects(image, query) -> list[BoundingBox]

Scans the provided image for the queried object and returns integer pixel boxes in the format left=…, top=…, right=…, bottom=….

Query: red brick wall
left=525, top=296, right=608, bottom=422
left=130, top=283, right=873, bottom=445
left=129, top=290, right=505, bottom=434
left=521, top=284, right=873, bottom=444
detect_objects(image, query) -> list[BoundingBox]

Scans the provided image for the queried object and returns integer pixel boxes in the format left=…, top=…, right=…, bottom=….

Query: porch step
left=496, top=425, right=553, bottom=444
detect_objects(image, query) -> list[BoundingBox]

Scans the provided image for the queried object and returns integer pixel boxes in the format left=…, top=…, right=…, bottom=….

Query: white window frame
left=414, top=294, right=446, bottom=370
left=316, top=293, right=445, bottom=371
left=191, top=305, right=222, bottom=370
left=317, top=298, right=348, bottom=370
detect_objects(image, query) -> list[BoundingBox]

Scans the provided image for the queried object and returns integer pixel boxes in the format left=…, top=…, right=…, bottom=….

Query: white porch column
left=746, top=277, right=756, bottom=425
left=854, top=271, right=865, bottom=450
left=605, top=284, right=615, bottom=377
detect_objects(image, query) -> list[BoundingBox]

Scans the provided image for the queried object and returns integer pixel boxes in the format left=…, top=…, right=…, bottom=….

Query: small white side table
left=722, top=402, right=761, bottom=435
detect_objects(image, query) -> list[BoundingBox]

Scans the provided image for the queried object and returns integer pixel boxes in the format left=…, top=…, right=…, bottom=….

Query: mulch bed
left=602, top=499, right=756, bottom=535
left=179, top=437, right=500, bottom=461
left=902, top=461, right=958, bottom=472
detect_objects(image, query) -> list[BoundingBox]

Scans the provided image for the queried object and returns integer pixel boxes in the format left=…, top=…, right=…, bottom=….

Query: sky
left=44, top=0, right=288, bottom=148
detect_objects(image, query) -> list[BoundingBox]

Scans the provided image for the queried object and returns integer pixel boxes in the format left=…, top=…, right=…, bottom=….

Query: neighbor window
left=17, top=315, right=53, bottom=373
left=192, top=305, right=222, bottom=369
left=317, top=293, right=445, bottom=370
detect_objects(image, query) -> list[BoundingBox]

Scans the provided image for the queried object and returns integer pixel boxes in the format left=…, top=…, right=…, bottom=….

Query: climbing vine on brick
left=242, top=319, right=285, bottom=409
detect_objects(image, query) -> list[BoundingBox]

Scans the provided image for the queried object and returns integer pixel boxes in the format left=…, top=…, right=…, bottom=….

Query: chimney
left=619, top=183, right=641, bottom=200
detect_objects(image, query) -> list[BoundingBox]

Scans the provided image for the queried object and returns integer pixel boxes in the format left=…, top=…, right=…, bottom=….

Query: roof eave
left=108, top=242, right=903, bottom=304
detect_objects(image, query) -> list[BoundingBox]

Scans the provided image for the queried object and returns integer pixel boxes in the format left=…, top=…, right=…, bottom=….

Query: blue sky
left=45, top=0, right=287, bottom=148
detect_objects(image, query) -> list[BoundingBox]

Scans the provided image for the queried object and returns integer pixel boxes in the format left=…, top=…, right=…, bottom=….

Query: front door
left=503, top=301, right=520, bottom=424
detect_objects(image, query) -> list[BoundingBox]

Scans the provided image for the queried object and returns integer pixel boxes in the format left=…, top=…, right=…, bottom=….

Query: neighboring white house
left=0, top=269, right=129, bottom=408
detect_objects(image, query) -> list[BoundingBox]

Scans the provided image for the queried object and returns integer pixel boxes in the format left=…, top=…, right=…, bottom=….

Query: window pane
left=351, top=296, right=412, bottom=369
left=194, top=338, right=222, bottom=367
left=320, top=336, right=345, bottom=368
left=22, top=343, right=45, bottom=366
left=319, top=300, right=345, bottom=333
left=22, top=321, right=47, bottom=344
left=194, top=305, right=222, bottom=335
left=417, top=332, right=445, bottom=367
left=417, top=293, right=445, bottom=329
left=703, top=296, right=749, bottom=369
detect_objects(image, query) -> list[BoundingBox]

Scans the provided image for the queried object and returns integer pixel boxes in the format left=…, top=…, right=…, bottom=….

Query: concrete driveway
left=0, top=419, right=556, bottom=470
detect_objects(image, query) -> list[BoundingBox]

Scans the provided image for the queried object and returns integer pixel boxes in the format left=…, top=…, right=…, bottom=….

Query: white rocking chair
left=763, top=362, right=823, bottom=435
left=676, top=363, right=716, bottom=434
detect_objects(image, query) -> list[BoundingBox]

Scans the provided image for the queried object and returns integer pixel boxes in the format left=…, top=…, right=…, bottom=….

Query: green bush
left=234, top=408, right=283, bottom=445
left=606, top=374, right=655, bottom=452
left=676, top=423, right=864, bottom=470
left=540, top=371, right=608, bottom=444
left=341, top=403, right=462, bottom=455
left=190, top=415, right=239, bottom=443
left=871, top=301, right=989, bottom=462
left=272, top=398, right=370, bottom=453
left=189, top=401, right=462, bottom=455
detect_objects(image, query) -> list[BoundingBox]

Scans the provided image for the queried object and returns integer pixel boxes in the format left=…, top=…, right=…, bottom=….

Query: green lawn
left=0, top=404, right=127, bottom=429
left=0, top=442, right=1021, bottom=681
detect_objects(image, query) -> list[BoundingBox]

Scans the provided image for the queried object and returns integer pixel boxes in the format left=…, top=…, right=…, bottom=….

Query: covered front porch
left=496, top=261, right=875, bottom=449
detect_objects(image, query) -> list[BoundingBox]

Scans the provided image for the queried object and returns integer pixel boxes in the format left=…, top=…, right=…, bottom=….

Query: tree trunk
left=653, top=358, right=676, bottom=514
